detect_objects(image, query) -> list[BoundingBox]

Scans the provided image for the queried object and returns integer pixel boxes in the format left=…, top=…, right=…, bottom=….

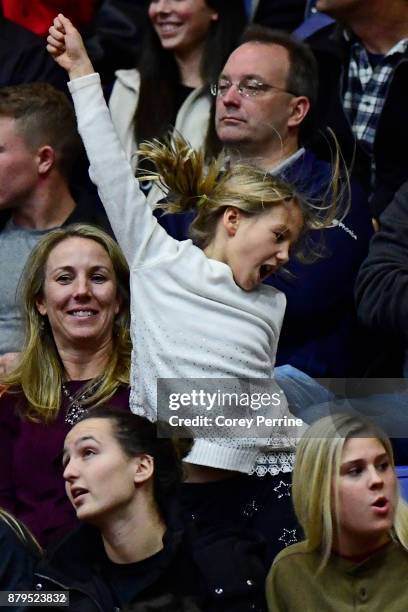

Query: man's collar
left=223, top=147, right=305, bottom=175
left=344, top=26, right=408, bottom=57
left=269, top=148, right=305, bottom=175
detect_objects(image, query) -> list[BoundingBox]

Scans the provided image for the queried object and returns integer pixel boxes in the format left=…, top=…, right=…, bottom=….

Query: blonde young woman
left=266, top=414, right=408, bottom=611
left=0, top=224, right=131, bottom=546
left=0, top=508, right=41, bottom=595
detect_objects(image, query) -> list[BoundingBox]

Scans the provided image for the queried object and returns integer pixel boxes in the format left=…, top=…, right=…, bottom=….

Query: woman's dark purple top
left=0, top=381, right=130, bottom=548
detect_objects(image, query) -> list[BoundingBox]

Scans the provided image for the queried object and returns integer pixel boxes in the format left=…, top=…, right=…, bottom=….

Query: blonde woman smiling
left=0, top=225, right=131, bottom=546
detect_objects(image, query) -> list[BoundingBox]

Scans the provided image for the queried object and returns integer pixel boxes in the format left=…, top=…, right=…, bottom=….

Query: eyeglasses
left=210, top=78, right=296, bottom=98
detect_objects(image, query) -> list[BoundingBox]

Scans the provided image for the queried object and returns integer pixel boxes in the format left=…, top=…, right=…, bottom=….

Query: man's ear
left=133, top=454, right=154, bottom=485
left=36, top=145, right=55, bottom=176
left=287, top=96, right=310, bottom=129
left=222, top=206, right=242, bottom=237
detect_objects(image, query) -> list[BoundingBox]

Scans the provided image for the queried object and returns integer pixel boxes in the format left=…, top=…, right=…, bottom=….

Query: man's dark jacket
left=0, top=13, right=66, bottom=89
left=355, top=179, right=408, bottom=347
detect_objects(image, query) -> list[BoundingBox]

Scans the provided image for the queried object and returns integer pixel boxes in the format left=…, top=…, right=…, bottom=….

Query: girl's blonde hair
left=292, top=414, right=408, bottom=571
left=1, top=224, right=131, bottom=422
left=139, top=134, right=348, bottom=255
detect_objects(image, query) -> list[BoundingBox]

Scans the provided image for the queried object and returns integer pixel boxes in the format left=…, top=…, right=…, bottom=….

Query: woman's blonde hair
left=1, top=224, right=131, bottom=422
left=0, top=508, right=42, bottom=556
left=139, top=134, right=348, bottom=256
left=292, top=414, right=408, bottom=571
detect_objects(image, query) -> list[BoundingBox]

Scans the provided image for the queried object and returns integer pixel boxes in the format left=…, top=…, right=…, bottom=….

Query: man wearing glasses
left=206, top=26, right=373, bottom=379
left=213, top=28, right=312, bottom=172
left=161, top=26, right=373, bottom=379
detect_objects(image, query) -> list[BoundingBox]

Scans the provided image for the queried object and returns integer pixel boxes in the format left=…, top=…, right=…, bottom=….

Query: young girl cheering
left=46, top=15, right=342, bottom=483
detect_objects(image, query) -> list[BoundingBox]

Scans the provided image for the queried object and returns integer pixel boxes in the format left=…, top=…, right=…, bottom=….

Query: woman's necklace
left=62, top=380, right=101, bottom=426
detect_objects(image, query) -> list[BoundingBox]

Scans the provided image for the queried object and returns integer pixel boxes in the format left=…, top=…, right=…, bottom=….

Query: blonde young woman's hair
left=1, top=224, right=131, bottom=422
left=139, top=134, right=348, bottom=256
left=0, top=508, right=42, bottom=556
left=292, top=414, right=408, bottom=571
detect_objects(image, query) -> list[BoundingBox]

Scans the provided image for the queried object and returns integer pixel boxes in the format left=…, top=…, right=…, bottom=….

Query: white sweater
left=69, top=73, right=295, bottom=473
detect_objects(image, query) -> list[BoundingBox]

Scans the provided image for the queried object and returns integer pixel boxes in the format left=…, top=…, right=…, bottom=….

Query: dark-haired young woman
left=109, top=0, right=247, bottom=180
left=33, top=409, right=267, bottom=611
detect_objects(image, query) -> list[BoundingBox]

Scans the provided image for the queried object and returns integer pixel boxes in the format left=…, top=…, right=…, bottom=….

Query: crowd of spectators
left=1, top=0, right=408, bottom=610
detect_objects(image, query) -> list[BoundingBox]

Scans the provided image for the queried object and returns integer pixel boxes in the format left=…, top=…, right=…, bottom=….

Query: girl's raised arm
left=47, top=14, right=178, bottom=267
left=47, top=14, right=94, bottom=80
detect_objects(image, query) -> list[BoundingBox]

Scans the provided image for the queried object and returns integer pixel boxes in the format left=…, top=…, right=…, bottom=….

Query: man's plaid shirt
left=343, top=36, right=408, bottom=165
